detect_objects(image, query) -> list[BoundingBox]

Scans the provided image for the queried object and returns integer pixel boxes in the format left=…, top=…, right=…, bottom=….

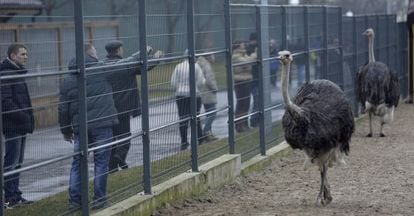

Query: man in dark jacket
left=58, top=44, right=118, bottom=210
left=103, top=40, right=162, bottom=172
left=1, top=44, right=34, bottom=208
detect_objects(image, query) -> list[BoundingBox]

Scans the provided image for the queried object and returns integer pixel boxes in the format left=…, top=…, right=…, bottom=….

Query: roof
left=0, top=0, right=43, bottom=9
left=0, top=0, right=43, bottom=22
left=0, top=0, right=42, bottom=7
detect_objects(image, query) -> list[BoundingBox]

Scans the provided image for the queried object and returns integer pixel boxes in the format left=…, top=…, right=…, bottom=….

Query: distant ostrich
left=279, top=51, right=355, bottom=206
left=356, top=28, right=400, bottom=137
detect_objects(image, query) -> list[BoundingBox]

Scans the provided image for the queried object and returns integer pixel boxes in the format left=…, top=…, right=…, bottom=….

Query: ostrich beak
left=362, top=30, right=368, bottom=36
left=363, top=28, right=374, bottom=36
left=278, top=50, right=292, bottom=63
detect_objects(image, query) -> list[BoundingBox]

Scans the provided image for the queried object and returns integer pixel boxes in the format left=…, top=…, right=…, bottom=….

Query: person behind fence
left=232, top=40, right=257, bottom=133
left=269, top=39, right=279, bottom=87
left=171, top=50, right=206, bottom=151
left=102, top=40, right=163, bottom=173
left=58, top=43, right=118, bottom=210
left=1, top=44, right=34, bottom=208
left=197, top=55, right=219, bottom=142
left=246, top=32, right=260, bottom=128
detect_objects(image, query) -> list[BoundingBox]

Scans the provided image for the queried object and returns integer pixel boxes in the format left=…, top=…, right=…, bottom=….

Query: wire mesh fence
left=0, top=1, right=408, bottom=215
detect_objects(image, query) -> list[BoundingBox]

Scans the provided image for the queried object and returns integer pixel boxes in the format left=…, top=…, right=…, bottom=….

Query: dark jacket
left=58, top=54, right=118, bottom=134
left=102, top=54, right=141, bottom=116
left=246, top=43, right=259, bottom=82
left=102, top=52, right=158, bottom=117
left=0, top=58, right=35, bottom=135
left=408, top=0, right=414, bottom=26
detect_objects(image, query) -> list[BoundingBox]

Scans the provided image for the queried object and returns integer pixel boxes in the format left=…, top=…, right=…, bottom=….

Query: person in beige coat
left=197, top=55, right=219, bottom=142
left=232, top=41, right=257, bottom=133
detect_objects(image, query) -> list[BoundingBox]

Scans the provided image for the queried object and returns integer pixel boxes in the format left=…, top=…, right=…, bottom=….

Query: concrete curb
left=93, top=144, right=291, bottom=216
left=241, top=142, right=292, bottom=176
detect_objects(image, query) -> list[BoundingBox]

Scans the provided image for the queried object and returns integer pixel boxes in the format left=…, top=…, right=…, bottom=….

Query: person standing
left=171, top=53, right=206, bottom=150
left=59, top=44, right=118, bottom=210
left=102, top=40, right=162, bottom=172
left=246, top=33, right=260, bottom=128
left=1, top=44, right=34, bottom=208
left=232, top=41, right=256, bottom=133
left=197, top=55, right=218, bottom=142
left=269, top=39, right=279, bottom=87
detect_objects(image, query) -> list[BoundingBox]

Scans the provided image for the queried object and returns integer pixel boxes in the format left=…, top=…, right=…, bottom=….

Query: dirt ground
left=153, top=103, right=414, bottom=216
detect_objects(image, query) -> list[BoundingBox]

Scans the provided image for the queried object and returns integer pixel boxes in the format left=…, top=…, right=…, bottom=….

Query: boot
left=204, top=132, right=219, bottom=142
left=180, top=142, right=189, bottom=151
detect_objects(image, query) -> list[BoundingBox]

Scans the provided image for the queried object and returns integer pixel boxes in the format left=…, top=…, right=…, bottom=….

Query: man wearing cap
left=103, top=40, right=162, bottom=172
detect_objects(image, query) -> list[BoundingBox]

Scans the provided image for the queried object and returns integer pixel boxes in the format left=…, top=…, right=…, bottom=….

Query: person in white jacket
left=171, top=57, right=206, bottom=150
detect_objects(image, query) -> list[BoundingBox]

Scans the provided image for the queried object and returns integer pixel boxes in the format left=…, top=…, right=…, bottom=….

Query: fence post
left=224, top=0, right=235, bottom=154
left=376, top=15, right=380, bottom=62
left=323, top=6, right=328, bottom=79
left=304, top=7, right=310, bottom=82
left=139, top=0, right=152, bottom=195
left=255, top=5, right=266, bottom=156
left=353, top=16, right=359, bottom=117
left=74, top=0, right=90, bottom=214
left=282, top=6, right=287, bottom=50
left=0, top=47, right=4, bottom=216
left=187, top=0, right=198, bottom=172
left=338, top=7, right=344, bottom=90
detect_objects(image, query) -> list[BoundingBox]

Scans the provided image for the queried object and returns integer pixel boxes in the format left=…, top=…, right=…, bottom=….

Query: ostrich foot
left=380, top=133, right=386, bottom=137
left=366, top=133, right=372, bottom=137
left=315, top=192, right=332, bottom=206
left=321, top=195, right=332, bottom=206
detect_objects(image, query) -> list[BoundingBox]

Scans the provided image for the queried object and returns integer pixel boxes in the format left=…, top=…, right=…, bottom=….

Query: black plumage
left=279, top=51, right=355, bottom=206
left=283, top=80, right=354, bottom=157
left=356, top=28, right=400, bottom=137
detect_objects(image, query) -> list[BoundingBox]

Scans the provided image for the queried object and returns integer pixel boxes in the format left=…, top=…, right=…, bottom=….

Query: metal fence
left=0, top=0, right=408, bottom=215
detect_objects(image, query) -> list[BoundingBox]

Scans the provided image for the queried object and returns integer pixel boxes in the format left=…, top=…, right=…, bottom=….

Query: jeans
left=234, top=80, right=251, bottom=128
left=203, top=103, right=217, bottom=134
left=69, top=127, right=112, bottom=205
left=3, top=134, right=26, bottom=201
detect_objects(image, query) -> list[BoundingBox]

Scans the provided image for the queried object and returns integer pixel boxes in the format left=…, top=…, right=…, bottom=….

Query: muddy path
left=153, top=104, right=414, bottom=216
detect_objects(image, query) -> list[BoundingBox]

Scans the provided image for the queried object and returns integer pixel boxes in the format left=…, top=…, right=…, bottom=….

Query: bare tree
left=165, top=0, right=186, bottom=54
left=107, top=0, right=138, bottom=19
left=40, top=0, right=71, bottom=21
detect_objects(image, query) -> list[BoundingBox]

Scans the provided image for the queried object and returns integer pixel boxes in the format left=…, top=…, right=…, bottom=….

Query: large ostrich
left=356, top=28, right=400, bottom=137
left=279, top=51, right=355, bottom=206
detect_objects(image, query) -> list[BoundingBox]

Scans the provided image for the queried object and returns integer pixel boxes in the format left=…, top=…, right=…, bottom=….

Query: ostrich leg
left=322, top=164, right=332, bottom=206
left=367, top=112, right=373, bottom=137
left=316, top=164, right=332, bottom=206
left=317, top=163, right=332, bottom=205
left=380, top=122, right=386, bottom=137
left=316, top=164, right=325, bottom=205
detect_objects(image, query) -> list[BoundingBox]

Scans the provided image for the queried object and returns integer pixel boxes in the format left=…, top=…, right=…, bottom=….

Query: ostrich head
left=362, top=28, right=375, bottom=38
left=363, top=28, right=376, bottom=63
left=278, top=50, right=293, bottom=65
left=278, top=50, right=305, bottom=120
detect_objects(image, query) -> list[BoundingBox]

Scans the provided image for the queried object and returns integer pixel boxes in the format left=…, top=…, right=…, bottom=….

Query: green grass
left=8, top=120, right=285, bottom=216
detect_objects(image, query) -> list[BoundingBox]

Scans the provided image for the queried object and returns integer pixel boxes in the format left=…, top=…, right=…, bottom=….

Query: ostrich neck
left=281, top=62, right=302, bottom=115
left=368, top=36, right=376, bottom=63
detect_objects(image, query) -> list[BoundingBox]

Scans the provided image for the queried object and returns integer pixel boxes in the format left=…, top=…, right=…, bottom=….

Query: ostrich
left=279, top=51, right=355, bottom=206
left=356, top=28, right=400, bottom=137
